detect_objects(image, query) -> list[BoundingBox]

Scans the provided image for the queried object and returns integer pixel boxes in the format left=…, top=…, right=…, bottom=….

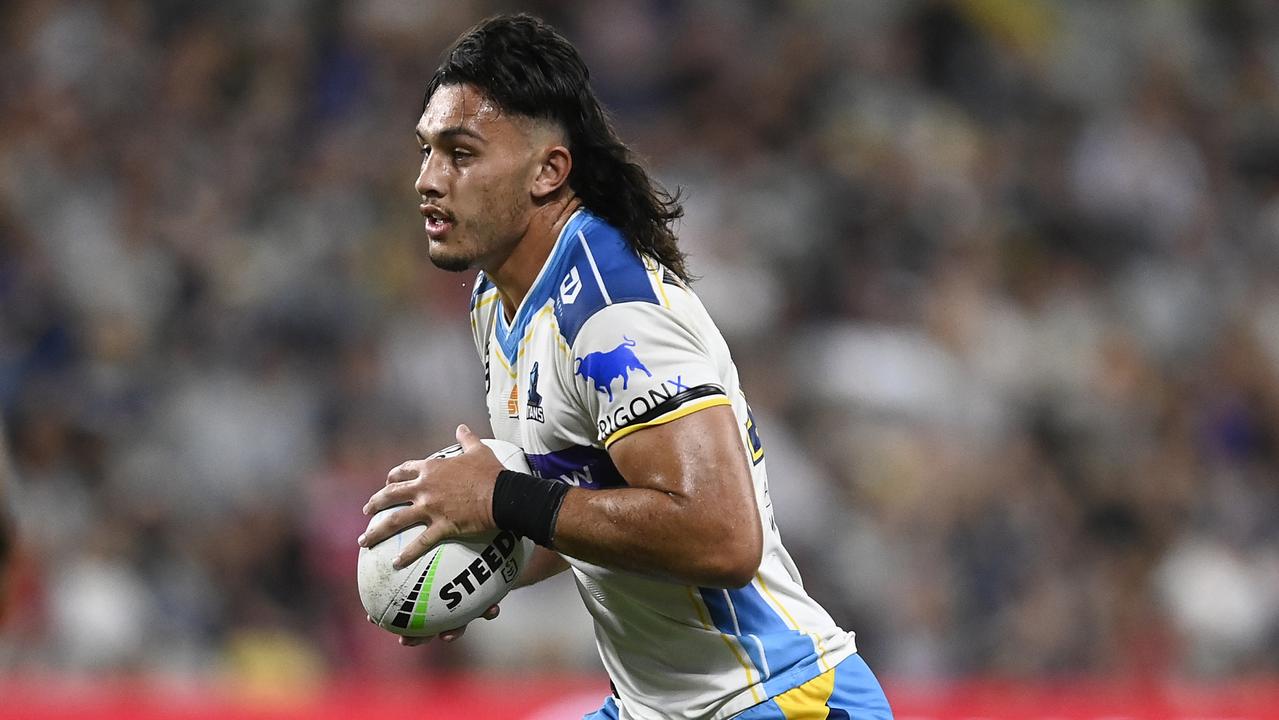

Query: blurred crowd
left=2, top=0, right=1279, bottom=688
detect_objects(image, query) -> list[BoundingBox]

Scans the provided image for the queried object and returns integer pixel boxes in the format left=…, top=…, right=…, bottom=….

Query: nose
left=415, top=150, right=445, bottom=199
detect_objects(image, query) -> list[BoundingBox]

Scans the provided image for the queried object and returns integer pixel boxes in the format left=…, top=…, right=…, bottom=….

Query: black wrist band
left=492, top=470, right=570, bottom=548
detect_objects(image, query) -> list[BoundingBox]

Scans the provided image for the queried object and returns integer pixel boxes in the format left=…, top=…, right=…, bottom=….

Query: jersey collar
left=494, top=208, right=591, bottom=364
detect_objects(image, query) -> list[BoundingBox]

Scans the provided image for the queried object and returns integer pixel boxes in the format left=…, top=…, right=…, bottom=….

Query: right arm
left=515, top=546, right=569, bottom=588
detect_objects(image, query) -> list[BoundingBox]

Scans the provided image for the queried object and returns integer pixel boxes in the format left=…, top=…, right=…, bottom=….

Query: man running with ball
left=359, top=14, right=894, bottom=720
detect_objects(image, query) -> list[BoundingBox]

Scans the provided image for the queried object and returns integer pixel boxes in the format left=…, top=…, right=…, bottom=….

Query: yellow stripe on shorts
left=773, top=667, right=836, bottom=719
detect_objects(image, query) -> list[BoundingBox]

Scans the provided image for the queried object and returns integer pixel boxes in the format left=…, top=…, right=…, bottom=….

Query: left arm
left=549, top=404, right=762, bottom=587
left=360, top=406, right=763, bottom=588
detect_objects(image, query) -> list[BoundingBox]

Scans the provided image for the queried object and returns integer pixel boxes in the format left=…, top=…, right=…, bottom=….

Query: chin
left=429, top=252, right=475, bottom=273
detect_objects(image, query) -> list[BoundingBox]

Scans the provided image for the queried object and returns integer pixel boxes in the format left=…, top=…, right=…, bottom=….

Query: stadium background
left=2, top=0, right=1279, bottom=717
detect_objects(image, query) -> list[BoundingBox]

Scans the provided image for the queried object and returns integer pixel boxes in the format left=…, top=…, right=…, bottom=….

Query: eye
left=452, top=148, right=473, bottom=163
left=419, top=145, right=430, bottom=157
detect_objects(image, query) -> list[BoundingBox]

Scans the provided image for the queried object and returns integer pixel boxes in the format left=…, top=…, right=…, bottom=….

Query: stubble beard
left=427, top=218, right=486, bottom=273
left=428, top=245, right=475, bottom=273
left=428, top=221, right=510, bottom=274
left=426, top=180, right=528, bottom=274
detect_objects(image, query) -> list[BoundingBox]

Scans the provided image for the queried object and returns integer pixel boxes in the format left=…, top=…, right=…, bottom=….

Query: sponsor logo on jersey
left=559, top=266, right=582, bottom=305
left=574, top=336, right=652, bottom=402
left=526, top=446, right=628, bottom=489
left=526, top=362, right=545, bottom=423
left=507, top=385, right=519, bottom=419
left=596, top=375, right=690, bottom=439
left=558, top=465, right=593, bottom=486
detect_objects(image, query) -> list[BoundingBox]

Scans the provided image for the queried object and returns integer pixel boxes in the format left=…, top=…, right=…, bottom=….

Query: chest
left=483, top=324, right=627, bottom=490
left=483, top=319, right=587, bottom=454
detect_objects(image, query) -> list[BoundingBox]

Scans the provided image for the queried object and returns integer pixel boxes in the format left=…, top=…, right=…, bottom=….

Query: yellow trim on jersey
left=651, top=266, right=671, bottom=309
left=641, top=255, right=672, bottom=309
left=756, top=572, right=802, bottom=629
left=470, top=291, right=496, bottom=333
left=757, top=572, right=832, bottom=672
left=684, top=586, right=762, bottom=705
left=488, top=304, right=576, bottom=381
left=772, top=667, right=836, bottom=719
left=603, top=396, right=732, bottom=448
left=491, top=332, right=518, bottom=379
left=473, top=289, right=499, bottom=311
left=522, top=306, right=573, bottom=361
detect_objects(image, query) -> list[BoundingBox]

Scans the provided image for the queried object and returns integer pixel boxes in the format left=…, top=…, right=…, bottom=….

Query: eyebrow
left=415, top=126, right=486, bottom=144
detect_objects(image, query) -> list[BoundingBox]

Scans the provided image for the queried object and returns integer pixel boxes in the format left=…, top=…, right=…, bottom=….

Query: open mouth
left=422, top=206, right=455, bottom=239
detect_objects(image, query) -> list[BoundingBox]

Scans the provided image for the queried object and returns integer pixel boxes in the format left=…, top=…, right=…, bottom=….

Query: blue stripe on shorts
left=733, top=653, right=893, bottom=719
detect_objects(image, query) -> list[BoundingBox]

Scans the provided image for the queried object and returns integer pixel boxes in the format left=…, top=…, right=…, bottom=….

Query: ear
left=530, top=144, right=572, bottom=200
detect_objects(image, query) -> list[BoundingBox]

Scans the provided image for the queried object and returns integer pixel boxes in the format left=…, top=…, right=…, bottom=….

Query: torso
left=469, top=210, right=856, bottom=720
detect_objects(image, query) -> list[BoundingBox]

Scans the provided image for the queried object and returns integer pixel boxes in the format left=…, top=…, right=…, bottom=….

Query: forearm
left=549, top=486, right=758, bottom=588
left=514, top=545, right=570, bottom=588
left=483, top=409, right=762, bottom=589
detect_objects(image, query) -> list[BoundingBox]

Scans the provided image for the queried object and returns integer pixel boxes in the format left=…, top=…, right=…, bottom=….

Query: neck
left=486, top=196, right=582, bottom=322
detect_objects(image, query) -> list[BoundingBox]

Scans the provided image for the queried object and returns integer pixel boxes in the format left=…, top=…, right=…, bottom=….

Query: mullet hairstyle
left=424, top=13, right=690, bottom=281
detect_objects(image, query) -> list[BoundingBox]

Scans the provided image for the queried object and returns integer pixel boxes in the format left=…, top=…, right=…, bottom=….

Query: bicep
left=608, top=404, right=758, bottom=529
left=548, top=404, right=764, bottom=586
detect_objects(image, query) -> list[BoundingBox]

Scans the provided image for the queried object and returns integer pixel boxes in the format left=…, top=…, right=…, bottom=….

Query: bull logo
left=574, top=336, right=652, bottom=401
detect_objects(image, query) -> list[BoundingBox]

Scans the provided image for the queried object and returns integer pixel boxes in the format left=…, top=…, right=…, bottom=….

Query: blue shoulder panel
left=552, top=211, right=660, bottom=346
left=493, top=210, right=659, bottom=363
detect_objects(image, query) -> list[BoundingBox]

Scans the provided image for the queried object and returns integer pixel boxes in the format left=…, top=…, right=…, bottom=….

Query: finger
left=386, top=460, right=420, bottom=486
left=367, top=614, right=376, bottom=624
left=481, top=604, right=500, bottom=621
left=393, top=523, right=446, bottom=570
left=439, top=625, right=468, bottom=642
left=456, top=423, right=484, bottom=452
left=359, top=505, right=419, bottom=548
left=362, top=482, right=415, bottom=517
left=400, top=635, right=429, bottom=646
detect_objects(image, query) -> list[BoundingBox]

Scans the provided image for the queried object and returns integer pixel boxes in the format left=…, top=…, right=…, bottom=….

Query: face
left=415, top=83, right=544, bottom=273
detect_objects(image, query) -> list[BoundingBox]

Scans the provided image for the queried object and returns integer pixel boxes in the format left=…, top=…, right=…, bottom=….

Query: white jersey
left=469, top=210, right=856, bottom=720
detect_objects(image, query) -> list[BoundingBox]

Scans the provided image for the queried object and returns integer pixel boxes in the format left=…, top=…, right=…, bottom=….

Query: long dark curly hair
left=424, top=13, right=690, bottom=281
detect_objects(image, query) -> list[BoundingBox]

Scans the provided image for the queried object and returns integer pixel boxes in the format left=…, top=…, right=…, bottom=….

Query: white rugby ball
left=358, top=439, right=536, bottom=637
